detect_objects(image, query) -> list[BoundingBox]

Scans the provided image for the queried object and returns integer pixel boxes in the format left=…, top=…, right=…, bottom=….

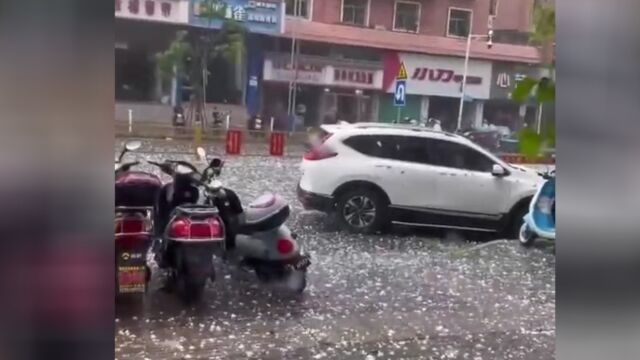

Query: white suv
left=297, top=123, right=544, bottom=236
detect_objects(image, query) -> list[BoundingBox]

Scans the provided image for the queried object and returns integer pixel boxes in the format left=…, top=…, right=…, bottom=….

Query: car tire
left=335, top=188, right=389, bottom=234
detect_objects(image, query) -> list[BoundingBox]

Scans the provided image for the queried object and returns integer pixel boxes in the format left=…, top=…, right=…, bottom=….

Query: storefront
left=261, top=52, right=384, bottom=130
left=115, top=0, right=190, bottom=103
left=382, top=52, right=492, bottom=132
left=485, top=62, right=543, bottom=135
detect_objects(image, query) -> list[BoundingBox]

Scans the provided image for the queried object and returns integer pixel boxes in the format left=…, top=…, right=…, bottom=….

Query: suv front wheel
left=335, top=188, right=389, bottom=234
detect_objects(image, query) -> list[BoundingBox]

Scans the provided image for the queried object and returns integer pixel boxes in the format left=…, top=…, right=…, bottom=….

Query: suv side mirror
left=491, top=164, right=506, bottom=177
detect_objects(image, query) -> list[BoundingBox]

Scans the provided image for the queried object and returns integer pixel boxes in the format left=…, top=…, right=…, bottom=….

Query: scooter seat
left=237, top=193, right=290, bottom=234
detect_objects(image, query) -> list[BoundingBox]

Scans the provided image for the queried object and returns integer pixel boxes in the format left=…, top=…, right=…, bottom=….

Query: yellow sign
left=397, top=62, right=408, bottom=80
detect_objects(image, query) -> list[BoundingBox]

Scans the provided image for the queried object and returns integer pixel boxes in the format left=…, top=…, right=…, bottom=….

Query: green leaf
left=511, top=77, right=538, bottom=103
left=518, top=128, right=544, bottom=157
left=536, top=77, right=555, bottom=103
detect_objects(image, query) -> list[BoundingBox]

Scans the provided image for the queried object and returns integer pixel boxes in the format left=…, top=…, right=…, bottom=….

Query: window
left=390, top=136, right=430, bottom=164
left=343, top=135, right=398, bottom=159
left=447, top=8, right=472, bottom=37
left=342, top=0, right=368, bottom=26
left=489, top=0, right=499, bottom=16
left=427, top=139, right=495, bottom=172
left=285, top=0, right=310, bottom=19
left=394, top=1, right=420, bottom=33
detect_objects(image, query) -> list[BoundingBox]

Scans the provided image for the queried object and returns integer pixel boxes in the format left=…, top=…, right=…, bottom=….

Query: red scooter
left=114, top=140, right=161, bottom=298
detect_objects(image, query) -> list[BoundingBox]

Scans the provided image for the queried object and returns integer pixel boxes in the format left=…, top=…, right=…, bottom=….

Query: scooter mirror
left=196, top=146, right=207, bottom=160
left=125, top=140, right=142, bottom=152
left=210, top=158, right=223, bottom=169
left=209, top=158, right=223, bottom=176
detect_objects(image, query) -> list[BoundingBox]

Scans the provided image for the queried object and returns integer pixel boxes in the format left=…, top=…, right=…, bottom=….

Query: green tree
left=156, top=0, right=246, bottom=125
left=512, top=2, right=555, bottom=157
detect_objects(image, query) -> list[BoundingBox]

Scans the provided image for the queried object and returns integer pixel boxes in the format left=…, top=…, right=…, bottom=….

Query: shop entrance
left=428, top=96, right=460, bottom=132
left=321, top=90, right=373, bottom=124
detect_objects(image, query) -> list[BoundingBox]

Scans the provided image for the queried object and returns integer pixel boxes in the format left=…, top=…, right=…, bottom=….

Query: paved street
left=115, top=139, right=555, bottom=360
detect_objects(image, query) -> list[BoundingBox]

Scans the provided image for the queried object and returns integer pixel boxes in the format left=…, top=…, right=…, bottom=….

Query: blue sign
left=394, top=80, right=406, bottom=107
left=190, top=0, right=283, bottom=36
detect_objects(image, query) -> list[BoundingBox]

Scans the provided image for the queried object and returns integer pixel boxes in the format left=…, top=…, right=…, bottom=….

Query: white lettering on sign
left=334, top=69, right=374, bottom=85
left=496, top=72, right=510, bottom=88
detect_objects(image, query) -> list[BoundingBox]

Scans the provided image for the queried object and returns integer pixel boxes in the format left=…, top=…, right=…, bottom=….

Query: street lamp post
left=456, top=30, right=493, bottom=132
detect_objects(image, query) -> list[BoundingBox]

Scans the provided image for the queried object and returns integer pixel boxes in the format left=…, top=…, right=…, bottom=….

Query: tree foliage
left=511, top=3, right=555, bottom=158
left=155, top=0, right=246, bottom=121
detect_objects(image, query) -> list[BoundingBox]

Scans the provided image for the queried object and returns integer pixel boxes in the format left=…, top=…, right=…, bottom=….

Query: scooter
left=519, top=170, right=556, bottom=247
left=194, top=148, right=311, bottom=293
left=148, top=154, right=229, bottom=303
left=201, top=150, right=311, bottom=293
left=114, top=140, right=161, bottom=297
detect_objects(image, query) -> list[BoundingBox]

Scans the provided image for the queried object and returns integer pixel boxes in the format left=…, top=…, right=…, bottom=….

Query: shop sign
left=490, top=63, right=540, bottom=100
left=263, top=54, right=384, bottom=89
left=190, top=0, right=283, bottom=36
left=333, top=68, right=375, bottom=86
left=383, top=52, right=492, bottom=100
left=115, top=0, right=189, bottom=24
left=267, top=58, right=324, bottom=84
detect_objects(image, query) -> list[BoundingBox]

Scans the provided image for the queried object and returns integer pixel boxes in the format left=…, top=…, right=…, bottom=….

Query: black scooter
left=148, top=154, right=240, bottom=302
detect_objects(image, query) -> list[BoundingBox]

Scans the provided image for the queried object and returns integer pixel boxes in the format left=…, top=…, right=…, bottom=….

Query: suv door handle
left=375, top=165, right=392, bottom=169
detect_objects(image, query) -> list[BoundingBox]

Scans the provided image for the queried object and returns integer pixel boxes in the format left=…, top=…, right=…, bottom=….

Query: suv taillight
left=169, top=217, right=224, bottom=239
left=303, top=148, right=337, bottom=161
left=304, top=133, right=336, bottom=161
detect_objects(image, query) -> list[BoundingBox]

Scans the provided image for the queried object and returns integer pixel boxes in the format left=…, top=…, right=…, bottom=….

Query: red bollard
left=269, top=132, right=285, bottom=156
left=226, top=130, right=242, bottom=155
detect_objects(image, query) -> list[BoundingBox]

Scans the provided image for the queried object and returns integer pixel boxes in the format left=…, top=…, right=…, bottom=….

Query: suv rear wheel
left=335, top=188, right=389, bottom=234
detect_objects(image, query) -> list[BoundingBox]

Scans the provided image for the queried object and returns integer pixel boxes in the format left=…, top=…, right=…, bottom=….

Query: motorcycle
left=198, top=148, right=311, bottom=293
left=148, top=154, right=228, bottom=302
left=115, top=140, right=161, bottom=297
left=519, top=170, right=556, bottom=247
left=151, top=148, right=311, bottom=297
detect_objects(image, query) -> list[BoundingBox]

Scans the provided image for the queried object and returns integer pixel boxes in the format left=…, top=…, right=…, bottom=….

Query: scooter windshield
left=532, top=179, right=556, bottom=233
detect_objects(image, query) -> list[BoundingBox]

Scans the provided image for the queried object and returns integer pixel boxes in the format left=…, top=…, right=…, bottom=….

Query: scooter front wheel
left=518, top=223, right=536, bottom=248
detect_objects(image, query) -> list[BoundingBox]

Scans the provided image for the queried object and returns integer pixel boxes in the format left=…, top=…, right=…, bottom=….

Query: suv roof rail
left=346, top=122, right=460, bottom=138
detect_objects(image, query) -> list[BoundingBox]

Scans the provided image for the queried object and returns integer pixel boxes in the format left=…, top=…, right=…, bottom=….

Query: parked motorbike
left=151, top=148, right=311, bottom=296
left=148, top=154, right=228, bottom=302
left=115, top=140, right=161, bottom=297
left=519, top=170, right=556, bottom=247
left=198, top=148, right=311, bottom=293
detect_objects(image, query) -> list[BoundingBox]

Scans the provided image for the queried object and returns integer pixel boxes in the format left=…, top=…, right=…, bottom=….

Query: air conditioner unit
left=374, top=24, right=386, bottom=31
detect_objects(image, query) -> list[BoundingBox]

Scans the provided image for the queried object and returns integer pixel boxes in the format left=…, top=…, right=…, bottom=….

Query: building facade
left=278, top=0, right=546, bottom=132
left=114, top=0, right=548, bottom=131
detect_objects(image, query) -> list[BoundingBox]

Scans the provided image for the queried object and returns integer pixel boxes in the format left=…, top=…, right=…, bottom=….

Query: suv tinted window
left=344, top=135, right=432, bottom=164
left=343, top=135, right=398, bottom=159
left=390, top=136, right=430, bottom=164
left=427, top=139, right=495, bottom=172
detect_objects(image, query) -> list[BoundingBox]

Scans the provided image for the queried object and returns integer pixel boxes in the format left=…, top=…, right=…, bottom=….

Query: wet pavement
left=115, top=140, right=556, bottom=359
